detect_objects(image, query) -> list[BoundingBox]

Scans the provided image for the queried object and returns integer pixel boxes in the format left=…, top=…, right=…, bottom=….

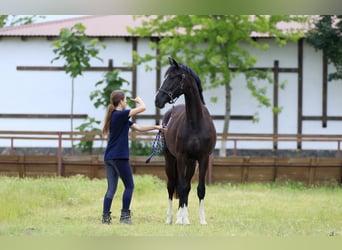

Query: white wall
left=0, top=37, right=341, bottom=150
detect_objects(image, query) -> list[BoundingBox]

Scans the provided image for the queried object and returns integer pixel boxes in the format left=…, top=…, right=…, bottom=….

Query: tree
left=76, top=69, right=134, bottom=153
left=88, top=70, right=152, bottom=155
left=51, top=23, right=105, bottom=151
left=306, top=15, right=342, bottom=81
left=79, top=69, right=151, bottom=155
left=75, top=70, right=130, bottom=153
left=90, top=70, right=130, bottom=109
left=0, top=15, right=43, bottom=27
left=128, top=15, right=308, bottom=155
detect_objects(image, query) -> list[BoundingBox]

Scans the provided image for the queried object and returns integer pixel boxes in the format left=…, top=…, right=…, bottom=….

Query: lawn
left=0, top=174, right=342, bottom=237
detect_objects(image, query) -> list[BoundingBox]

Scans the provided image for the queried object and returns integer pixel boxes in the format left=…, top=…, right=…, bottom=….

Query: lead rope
left=145, top=106, right=174, bottom=163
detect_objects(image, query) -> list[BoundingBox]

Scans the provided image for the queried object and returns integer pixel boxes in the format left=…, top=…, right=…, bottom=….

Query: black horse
left=155, top=57, right=216, bottom=225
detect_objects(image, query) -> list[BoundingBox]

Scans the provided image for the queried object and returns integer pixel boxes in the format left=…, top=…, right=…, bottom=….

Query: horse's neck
left=183, top=79, right=204, bottom=130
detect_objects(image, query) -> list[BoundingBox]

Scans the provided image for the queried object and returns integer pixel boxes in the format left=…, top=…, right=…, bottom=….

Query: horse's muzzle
left=155, top=98, right=165, bottom=109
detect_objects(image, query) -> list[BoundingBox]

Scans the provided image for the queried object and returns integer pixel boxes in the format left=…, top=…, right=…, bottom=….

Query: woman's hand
left=130, top=97, right=143, bottom=104
left=155, top=125, right=167, bottom=132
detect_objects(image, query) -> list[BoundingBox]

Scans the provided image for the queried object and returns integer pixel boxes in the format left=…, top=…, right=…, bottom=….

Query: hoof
left=165, top=217, right=172, bottom=225
left=183, top=218, right=190, bottom=225
left=200, top=220, right=207, bottom=225
left=175, top=218, right=183, bottom=224
left=175, top=206, right=190, bottom=225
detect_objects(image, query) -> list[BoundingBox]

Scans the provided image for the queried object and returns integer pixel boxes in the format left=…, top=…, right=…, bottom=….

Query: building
left=0, top=15, right=341, bottom=151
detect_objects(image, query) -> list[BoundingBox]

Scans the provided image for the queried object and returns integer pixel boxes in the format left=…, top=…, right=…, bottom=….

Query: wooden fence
left=0, top=154, right=341, bottom=185
left=1, top=131, right=342, bottom=185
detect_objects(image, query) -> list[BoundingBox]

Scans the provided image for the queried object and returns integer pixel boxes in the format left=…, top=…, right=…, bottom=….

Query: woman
left=101, top=90, right=164, bottom=225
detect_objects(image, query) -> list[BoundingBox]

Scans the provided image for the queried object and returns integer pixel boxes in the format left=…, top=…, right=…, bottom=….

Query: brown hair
left=102, top=90, right=125, bottom=136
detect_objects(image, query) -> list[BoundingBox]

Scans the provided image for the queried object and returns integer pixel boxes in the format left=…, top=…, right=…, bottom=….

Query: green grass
left=0, top=175, right=342, bottom=236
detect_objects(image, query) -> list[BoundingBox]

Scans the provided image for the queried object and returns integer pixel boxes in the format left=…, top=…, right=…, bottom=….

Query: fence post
left=91, top=156, right=99, bottom=179
left=18, top=155, right=25, bottom=178
left=10, top=137, right=14, bottom=155
left=273, top=60, right=279, bottom=150
left=57, top=132, right=63, bottom=176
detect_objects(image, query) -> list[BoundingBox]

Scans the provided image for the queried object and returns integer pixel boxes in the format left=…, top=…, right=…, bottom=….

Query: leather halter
left=158, top=73, right=185, bottom=104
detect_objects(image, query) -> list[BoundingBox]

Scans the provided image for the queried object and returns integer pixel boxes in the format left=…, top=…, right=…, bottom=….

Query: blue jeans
left=103, top=159, right=134, bottom=213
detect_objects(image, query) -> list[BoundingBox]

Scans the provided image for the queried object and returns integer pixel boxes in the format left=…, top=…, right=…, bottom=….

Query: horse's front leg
left=198, top=198, right=206, bottom=225
left=175, top=177, right=190, bottom=225
left=197, top=157, right=209, bottom=225
left=166, top=177, right=176, bottom=224
left=166, top=176, right=175, bottom=224
left=175, top=159, right=195, bottom=225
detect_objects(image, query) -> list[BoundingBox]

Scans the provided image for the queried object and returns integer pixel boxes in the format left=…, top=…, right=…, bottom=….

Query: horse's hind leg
left=197, top=157, right=209, bottom=225
left=166, top=198, right=173, bottom=225
left=165, top=151, right=176, bottom=224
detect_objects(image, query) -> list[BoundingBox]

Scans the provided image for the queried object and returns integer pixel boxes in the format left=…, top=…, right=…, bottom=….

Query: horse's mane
left=179, top=64, right=205, bottom=105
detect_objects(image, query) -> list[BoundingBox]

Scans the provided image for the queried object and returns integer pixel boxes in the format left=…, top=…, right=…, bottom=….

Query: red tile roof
left=0, top=15, right=143, bottom=37
left=0, top=15, right=310, bottom=38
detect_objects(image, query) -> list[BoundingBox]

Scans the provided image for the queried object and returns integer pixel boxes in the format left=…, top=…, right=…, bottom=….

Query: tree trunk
left=71, top=78, right=75, bottom=155
left=219, top=83, right=231, bottom=156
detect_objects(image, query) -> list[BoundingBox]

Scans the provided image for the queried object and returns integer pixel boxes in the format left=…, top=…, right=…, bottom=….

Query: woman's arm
left=131, top=124, right=165, bottom=132
left=128, top=97, right=146, bottom=117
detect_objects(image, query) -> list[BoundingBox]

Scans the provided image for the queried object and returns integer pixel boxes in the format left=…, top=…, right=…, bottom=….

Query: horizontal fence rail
left=1, top=130, right=342, bottom=156
left=0, top=154, right=341, bottom=185
left=1, top=130, right=342, bottom=185
left=1, top=130, right=342, bottom=146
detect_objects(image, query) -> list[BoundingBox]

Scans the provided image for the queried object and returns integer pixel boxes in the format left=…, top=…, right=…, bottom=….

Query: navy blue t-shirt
left=104, top=109, right=133, bottom=160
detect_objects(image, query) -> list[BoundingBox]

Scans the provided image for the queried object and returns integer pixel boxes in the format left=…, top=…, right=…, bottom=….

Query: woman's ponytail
left=102, top=90, right=125, bottom=136
left=102, top=103, right=115, bottom=136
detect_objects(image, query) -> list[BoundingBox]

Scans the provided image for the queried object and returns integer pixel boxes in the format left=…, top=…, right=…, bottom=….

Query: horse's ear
left=168, top=57, right=173, bottom=65
left=168, top=57, right=179, bottom=68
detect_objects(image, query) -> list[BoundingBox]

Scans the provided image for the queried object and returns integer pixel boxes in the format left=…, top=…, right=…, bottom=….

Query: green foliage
left=75, top=117, right=102, bottom=153
left=128, top=15, right=308, bottom=139
left=210, top=96, right=218, bottom=103
left=129, top=15, right=307, bottom=91
left=0, top=15, right=42, bottom=27
left=252, top=112, right=260, bottom=123
left=306, top=15, right=342, bottom=81
left=77, top=69, right=131, bottom=153
left=130, top=141, right=153, bottom=156
left=272, top=106, right=283, bottom=114
left=51, top=23, right=105, bottom=150
left=90, top=70, right=130, bottom=109
left=51, top=23, right=105, bottom=78
left=0, top=15, right=6, bottom=27
left=245, top=69, right=274, bottom=108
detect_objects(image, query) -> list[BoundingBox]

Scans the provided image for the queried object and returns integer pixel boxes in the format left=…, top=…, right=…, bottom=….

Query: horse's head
left=155, top=57, right=186, bottom=109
